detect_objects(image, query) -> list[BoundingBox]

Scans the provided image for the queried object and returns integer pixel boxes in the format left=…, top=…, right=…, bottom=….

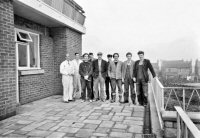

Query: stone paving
left=0, top=95, right=145, bottom=138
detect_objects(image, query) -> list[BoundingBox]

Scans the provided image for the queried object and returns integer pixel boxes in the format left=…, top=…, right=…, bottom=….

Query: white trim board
left=14, top=0, right=86, bottom=34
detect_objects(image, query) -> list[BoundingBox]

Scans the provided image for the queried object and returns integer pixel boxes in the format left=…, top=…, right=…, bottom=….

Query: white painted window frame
left=17, top=31, right=33, bottom=42
left=15, top=28, right=40, bottom=70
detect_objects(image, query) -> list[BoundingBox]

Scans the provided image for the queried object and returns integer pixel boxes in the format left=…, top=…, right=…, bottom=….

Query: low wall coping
left=162, top=111, right=200, bottom=123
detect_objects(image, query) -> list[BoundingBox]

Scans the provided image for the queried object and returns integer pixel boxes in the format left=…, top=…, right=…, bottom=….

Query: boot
left=123, top=92, right=129, bottom=103
left=119, top=95, right=123, bottom=103
left=143, top=96, right=148, bottom=106
left=131, top=94, right=136, bottom=105
left=110, top=95, right=116, bottom=103
left=137, top=94, right=143, bottom=106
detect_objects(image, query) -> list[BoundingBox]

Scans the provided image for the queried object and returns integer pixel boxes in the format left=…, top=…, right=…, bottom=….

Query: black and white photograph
left=0, top=0, right=200, bottom=138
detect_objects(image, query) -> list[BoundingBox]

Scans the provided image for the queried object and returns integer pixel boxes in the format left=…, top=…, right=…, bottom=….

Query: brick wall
left=18, top=36, right=57, bottom=104
left=164, top=120, right=200, bottom=138
left=0, top=0, right=16, bottom=120
left=15, top=17, right=82, bottom=104
left=51, top=27, right=82, bottom=95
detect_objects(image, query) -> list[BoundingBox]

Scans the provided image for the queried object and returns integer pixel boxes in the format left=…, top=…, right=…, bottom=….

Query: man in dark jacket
left=105, top=54, right=112, bottom=100
left=89, top=52, right=96, bottom=100
left=133, top=51, right=156, bottom=106
left=92, top=52, right=108, bottom=102
left=79, top=53, right=93, bottom=102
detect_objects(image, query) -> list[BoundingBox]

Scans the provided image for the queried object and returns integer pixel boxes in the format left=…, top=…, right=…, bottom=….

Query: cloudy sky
left=76, top=0, right=200, bottom=62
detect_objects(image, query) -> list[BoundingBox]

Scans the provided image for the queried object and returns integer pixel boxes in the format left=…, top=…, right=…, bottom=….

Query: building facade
left=161, top=60, right=192, bottom=79
left=0, top=0, right=86, bottom=120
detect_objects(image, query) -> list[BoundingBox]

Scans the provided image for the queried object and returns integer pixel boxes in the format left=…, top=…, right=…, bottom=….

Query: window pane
left=18, top=44, right=27, bottom=67
left=17, top=32, right=32, bottom=42
left=29, top=34, right=39, bottom=68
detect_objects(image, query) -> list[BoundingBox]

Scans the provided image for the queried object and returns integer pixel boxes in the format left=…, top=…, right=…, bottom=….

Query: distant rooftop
left=162, top=60, right=192, bottom=68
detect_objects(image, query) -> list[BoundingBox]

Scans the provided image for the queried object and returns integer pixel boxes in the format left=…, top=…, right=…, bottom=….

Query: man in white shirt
left=60, top=53, right=75, bottom=103
left=72, top=53, right=82, bottom=99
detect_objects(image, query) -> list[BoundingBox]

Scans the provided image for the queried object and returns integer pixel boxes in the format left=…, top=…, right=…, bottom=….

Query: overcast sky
left=76, top=0, right=200, bottom=62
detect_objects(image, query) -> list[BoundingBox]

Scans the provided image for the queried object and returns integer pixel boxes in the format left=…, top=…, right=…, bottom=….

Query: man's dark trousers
left=81, top=78, right=92, bottom=100
left=91, top=77, right=94, bottom=99
left=105, top=76, right=111, bottom=100
left=136, top=79, right=148, bottom=105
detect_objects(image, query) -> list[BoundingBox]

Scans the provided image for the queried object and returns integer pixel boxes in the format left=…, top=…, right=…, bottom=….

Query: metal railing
left=151, top=77, right=200, bottom=112
left=151, top=76, right=200, bottom=137
left=164, top=87, right=200, bottom=112
left=175, top=106, right=200, bottom=138
left=41, top=0, right=85, bottom=25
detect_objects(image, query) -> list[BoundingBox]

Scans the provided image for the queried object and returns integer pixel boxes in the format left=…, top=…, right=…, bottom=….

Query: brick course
left=0, top=0, right=16, bottom=120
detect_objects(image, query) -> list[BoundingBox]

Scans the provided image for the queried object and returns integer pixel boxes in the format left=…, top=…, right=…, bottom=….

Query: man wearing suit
left=133, top=51, right=156, bottom=106
left=92, top=52, right=108, bottom=102
left=108, top=53, right=123, bottom=103
left=122, top=52, right=136, bottom=104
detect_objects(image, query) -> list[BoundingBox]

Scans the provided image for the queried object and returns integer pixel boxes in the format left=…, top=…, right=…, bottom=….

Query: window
left=17, top=31, right=32, bottom=42
left=15, top=28, right=40, bottom=70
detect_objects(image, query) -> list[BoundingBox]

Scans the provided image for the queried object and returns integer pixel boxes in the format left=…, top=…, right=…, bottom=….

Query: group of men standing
left=60, top=51, right=156, bottom=106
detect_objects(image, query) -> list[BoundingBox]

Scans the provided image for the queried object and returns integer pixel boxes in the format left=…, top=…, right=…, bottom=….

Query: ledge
left=14, top=0, right=86, bottom=34
left=149, top=84, right=164, bottom=138
left=19, top=69, right=45, bottom=76
left=162, top=111, right=200, bottom=123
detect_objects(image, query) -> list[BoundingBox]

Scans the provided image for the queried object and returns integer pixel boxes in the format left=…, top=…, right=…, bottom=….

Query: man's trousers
left=105, top=77, right=111, bottom=100
left=62, top=75, right=73, bottom=102
left=94, top=76, right=106, bottom=100
left=136, top=79, right=148, bottom=105
left=110, top=79, right=123, bottom=97
left=80, top=78, right=92, bottom=100
left=73, top=74, right=81, bottom=98
left=124, top=78, right=136, bottom=103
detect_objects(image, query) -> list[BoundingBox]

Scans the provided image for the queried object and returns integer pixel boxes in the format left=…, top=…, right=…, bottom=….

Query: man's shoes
left=119, top=96, right=123, bottom=103
left=89, top=100, right=93, bottom=102
left=69, top=99, right=75, bottom=102
left=72, top=98, right=76, bottom=102
left=101, top=99, right=106, bottom=102
left=81, top=100, right=86, bottom=102
left=143, top=103, right=147, bottom=106
left=64, top=101, right=69, bottom=103
left=93, top=98, right=99, bottom=102
left=123, top=101, right=129, bottom=103
left=132, top=101, right=136, bottom=105
left=110, top=99, right=115, bottom=103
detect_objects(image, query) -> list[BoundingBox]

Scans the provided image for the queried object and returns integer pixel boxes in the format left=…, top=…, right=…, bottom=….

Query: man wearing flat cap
left=92, top=52, right=108, bottom=102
